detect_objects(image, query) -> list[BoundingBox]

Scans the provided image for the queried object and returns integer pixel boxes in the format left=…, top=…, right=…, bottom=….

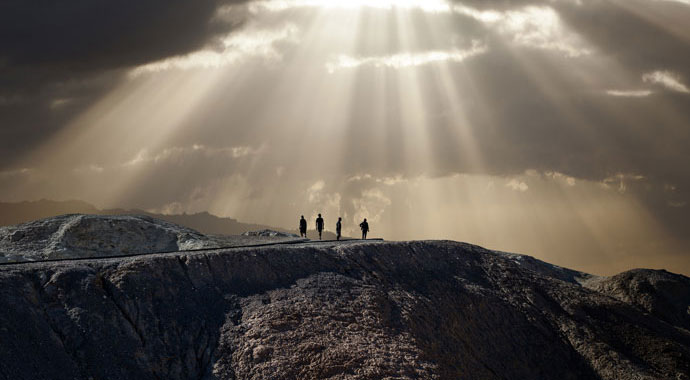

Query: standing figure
left=336, top=217, right=342, bottom=241
left=359, top=218, right=369, bottom=240
left=316, top=213, right=324, bottom=240
left=299, top=215, right=307, bottom=238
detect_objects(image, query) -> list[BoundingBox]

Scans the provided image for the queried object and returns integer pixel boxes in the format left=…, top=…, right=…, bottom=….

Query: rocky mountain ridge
left=1, top=238, right=688, bottom=379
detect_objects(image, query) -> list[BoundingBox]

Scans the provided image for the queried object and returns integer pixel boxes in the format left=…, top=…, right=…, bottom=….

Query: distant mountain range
left=0, top=199, right=340, bottom=239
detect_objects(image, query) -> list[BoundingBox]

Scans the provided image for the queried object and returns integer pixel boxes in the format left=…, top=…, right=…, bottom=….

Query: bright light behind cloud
left=251, top=0, right=591, bottom=58
left=249, top=0, right=452, bottom=12
left=130, top=24, right=300, bottom=75
left=462, top=6, right=592, bottom=58
left=326, top=41, right=487, bottom=73
left=502, top=7, right=591, bottom=57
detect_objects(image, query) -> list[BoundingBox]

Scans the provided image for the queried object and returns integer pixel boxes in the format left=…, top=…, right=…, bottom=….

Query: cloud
left=49, top=98, right=76, bottom=109
left=494, top=6, right=592, bottom=57
left=124, top=144, right=263, bottom=167
left=642, top=70, right=690, bottom=93
left=506, top=179, right=529, bottom=192
left=351, top=188, right=391, bottom=226
left=307, top=180, right=326, bottom=202
left=0, top=0, right=248, bottom=72
left=0, top=0, right=253, bottom=164
left=326, top=41, right=487, bottom=73
left=545, top=171, right=576, bottom=186
left=248, top=0, right=451, bottom=13
left=253, top=1, right=591, bottom=58
left=72, top=164, right=105, bottom=175
left=653, top=0, right=690, bottom=5
left=602, top=174, right=646, bottom=193
left=605, top=90, right=653, bottom=97
left=0, top=168, right=33, bottom=179
left=131, top=24, right=300, bottom=75
left=455, top=5, right=592, bottom=57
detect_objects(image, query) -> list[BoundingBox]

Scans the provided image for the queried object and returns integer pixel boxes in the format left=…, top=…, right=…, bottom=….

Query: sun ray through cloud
left=2, top=0, right=689, bottom=276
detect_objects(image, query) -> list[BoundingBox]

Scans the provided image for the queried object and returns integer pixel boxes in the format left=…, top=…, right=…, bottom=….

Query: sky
left=1, top=0, right=689, bottom=275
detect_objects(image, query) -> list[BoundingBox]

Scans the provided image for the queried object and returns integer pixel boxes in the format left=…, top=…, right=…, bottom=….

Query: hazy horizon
left=1, top=0, right=689, bottom=276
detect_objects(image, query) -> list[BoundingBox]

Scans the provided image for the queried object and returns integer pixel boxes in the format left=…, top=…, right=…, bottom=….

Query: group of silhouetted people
left=299, top=214, right=369, bottom=240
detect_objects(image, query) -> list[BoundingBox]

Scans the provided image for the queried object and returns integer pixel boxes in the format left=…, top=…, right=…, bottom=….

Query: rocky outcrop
left=0, top=240, right=689, bottom=379
left=0, top=214, right=311, bottom=263
left=0, top=214, right=215, bottom=262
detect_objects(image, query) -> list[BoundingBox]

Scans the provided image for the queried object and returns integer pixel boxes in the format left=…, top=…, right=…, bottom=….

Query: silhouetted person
left=359, top=218, right=369, bottom=240
left=336, top=217, right=342, bottom=241
left=299, top=215, right=307, bottom=238
left=316, top=213, right=324, bottom=240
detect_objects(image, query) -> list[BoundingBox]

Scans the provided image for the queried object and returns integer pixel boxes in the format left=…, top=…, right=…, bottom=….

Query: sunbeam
left=2, top=0, right=689, bottom=275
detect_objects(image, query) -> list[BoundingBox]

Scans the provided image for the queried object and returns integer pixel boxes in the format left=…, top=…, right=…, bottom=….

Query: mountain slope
left=0, top=240, right=688, bottom=379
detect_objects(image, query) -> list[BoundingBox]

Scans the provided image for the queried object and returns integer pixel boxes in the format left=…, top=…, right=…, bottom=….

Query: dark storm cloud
left=0, top=0, right=247, bottom=75
left=456, top=0, right=690, bottom=78
left=555, top=0, right=690, bottom=84
left=0, top=0, right=250, bottom=166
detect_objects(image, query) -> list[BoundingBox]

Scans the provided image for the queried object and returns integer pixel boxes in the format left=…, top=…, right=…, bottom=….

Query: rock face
left=0, top=214, right=215, bottom=262
left=0, top=240, right=689, bottom=380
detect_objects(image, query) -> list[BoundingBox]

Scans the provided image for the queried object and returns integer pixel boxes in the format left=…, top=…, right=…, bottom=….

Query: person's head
left=318, top=213, right=321, bottom=217
left=301, top=215, right=304, bottom=219
left=364, top=218, right=367, bottom=222
left=338, top=217, right=341, bottom=221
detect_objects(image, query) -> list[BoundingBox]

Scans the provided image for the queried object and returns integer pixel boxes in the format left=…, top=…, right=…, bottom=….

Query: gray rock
left=0, top=214, right=218, bottom=262
left=241, top=229, right=299, bottom=238
left=0, top=240, right=688, bottom=379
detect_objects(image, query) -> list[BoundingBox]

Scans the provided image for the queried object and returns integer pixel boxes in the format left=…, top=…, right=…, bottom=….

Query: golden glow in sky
left=2, top=0, right=690, bottom=275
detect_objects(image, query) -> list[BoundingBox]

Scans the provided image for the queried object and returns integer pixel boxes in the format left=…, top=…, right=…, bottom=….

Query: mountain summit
left=0, top=224, right=688, bottom=379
